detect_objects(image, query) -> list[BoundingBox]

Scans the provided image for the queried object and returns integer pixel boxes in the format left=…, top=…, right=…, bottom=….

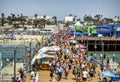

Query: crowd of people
left=29, top=30, right=120, bottom=82
left=40, top=32, right=98, bottom=82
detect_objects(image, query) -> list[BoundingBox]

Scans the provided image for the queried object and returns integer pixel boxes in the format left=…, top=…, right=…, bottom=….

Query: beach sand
left=0, top=35, right=43, bottom=44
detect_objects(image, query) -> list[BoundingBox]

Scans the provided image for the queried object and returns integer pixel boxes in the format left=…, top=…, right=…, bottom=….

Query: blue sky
left=0, top=0, right=120, bottom=20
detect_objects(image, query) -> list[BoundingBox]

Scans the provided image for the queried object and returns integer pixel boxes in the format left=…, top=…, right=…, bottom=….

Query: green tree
left=52, top=16, right=57, bottom=25
left=84, top=15, right=92, bottom=22
left=1, top=13, right=5, bottom=26
left=34, top=13, right=38, bottom=27
left=38, top=19, right=46, bottom=28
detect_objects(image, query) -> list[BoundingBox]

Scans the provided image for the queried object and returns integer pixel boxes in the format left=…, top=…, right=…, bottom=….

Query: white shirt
left=31, top=71, right=36, bottom=77
left=82, top=64, right=85, bottom=69
left=82, top=71, right=88, bottom=78
left=113, top=54, right=115, bottom=57
left=100, top=54, right=103, bottom=57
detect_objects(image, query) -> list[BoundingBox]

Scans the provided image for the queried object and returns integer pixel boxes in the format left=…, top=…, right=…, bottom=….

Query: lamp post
left=101, top=39, right=104, bottom=54
left=29, top=39, right=34, bottom=64
left=14, top=45, right=26, bottom=81
left=86, top=37, right=89, bottom=55
left=74, top=25, right=76, bottom=39
left=94, top=40, right=97, bottom=52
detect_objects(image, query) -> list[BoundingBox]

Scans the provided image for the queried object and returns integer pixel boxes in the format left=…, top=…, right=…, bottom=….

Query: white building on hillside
left=64, top=16, right=74, bottom=23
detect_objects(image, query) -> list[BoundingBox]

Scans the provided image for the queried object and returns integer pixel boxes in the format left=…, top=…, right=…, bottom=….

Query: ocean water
left=0, top=43, right=36, bottom=68
left=88, top=51, right=120, bottom=63
left=1, top=43, right=120, bottom=68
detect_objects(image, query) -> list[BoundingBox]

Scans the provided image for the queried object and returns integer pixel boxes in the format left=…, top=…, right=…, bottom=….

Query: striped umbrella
left=74, top=44, right=85, bottom=49
left=49, top=46, right=61, bottom=51
left=31, top=53, right=47, bottom=64
left=69, top=40, right=77, bottom=44
left=38, top=47, right=50, bottom=53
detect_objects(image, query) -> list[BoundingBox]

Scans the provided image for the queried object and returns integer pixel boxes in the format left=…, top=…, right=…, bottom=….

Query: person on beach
left=106, top=57, right=110, bottom=67
left=103, top=53, right=106, bottom=59
left=94, top=53, right=97, bottom=59
left=112, top=53, right=115, bottom=63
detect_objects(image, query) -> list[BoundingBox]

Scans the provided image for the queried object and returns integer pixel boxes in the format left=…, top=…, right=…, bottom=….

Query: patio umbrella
left=54, top=30, right=60, bottom=34
left=49, top=41, right=56, bottom=45
left=37, top=53, right=47, bottom=59
left=31, top=53, right=47, bottom=64
left=69, top=40, right=77, bottom=44
left=49, top=46, right=61, bottom=51
left=38, top=47, right=50, bottom=53
left=101, top=71, right=119, bottom=78
left=74, top=44, right=85, bottom=49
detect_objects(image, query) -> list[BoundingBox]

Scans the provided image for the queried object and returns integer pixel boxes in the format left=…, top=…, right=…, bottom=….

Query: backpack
left=73, top=68, right=77, bottom=74
left=77, top=66, right=81, bottom=73
left=89, top=69, right=94, bottom=75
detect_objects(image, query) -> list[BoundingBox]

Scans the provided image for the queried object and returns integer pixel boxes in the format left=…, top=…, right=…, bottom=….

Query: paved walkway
left=24, top=66, right=101, bottom=82
left=24, top=58, right=120, bottom=82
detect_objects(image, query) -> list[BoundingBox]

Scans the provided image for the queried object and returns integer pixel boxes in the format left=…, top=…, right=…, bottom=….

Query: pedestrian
left=31, top=70, right=36, bottom=82
left=16, top=75, right=21, bottom=82
left=52, top=77, right=57, bottom=82
left=89, top=67, right=95, bottom=81
left=64, top=67, right=69, bottom=79
left=56, top=66, right=63, bottom=81
left=76, top=73, right=81, bottom=82
left=72, top=66, right=77, bottom=80
left=49, top=66, right=54, bottom=81
left=19, top=68, right=24, bottom=80
left=82, top=69, right=88, bottom=82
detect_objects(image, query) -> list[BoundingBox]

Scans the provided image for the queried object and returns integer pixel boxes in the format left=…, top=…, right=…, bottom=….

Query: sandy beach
left=0, top=35, right=43, bottom=44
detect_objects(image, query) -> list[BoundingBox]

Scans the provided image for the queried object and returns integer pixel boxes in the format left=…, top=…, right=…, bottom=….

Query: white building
left=64, top=16, right=74, bottom=23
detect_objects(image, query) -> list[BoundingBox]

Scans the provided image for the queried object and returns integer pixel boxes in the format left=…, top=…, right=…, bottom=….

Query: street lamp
left=101, top=39, right=104, bottom=54
left=14, top=45, right=26, bottom=81
left=86, top=37, right=89, bottom=55
left=94, top=40, right=97, bottom=52
left=29, top=39, right=34, bottom=64
left=74, top=25, right=76, bottom=39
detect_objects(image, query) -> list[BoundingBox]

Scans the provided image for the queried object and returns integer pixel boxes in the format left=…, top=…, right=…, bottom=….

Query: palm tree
left=83, top=15, right=87, bottom=21
left=118, top=16, right=119, bottom=20
left=73, top=15, right=77, bottom=22
left=34, top=13, right=38, bottom=19
left=43, top=15, right=46, bottom=18
left=69, top=14, right=73, bottom=16
left=52, top=16, right=57, bottom=25
left=38, top=19, right=46, bottom=28
left=1, top=13, right=5, bottom=26
left=34, top=13, right=38, bottom=27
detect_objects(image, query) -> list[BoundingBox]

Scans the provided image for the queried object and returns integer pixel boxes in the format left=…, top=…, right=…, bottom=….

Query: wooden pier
left=77, top=37, right=120, bottom=51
